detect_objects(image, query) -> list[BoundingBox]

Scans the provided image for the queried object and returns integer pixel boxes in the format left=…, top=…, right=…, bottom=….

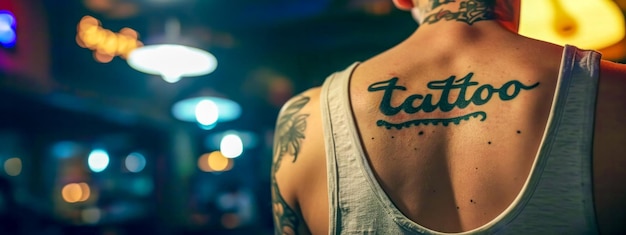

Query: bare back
left=349, top=29, right=562, bottom=232
left=272, top=18, right=626, bottom=235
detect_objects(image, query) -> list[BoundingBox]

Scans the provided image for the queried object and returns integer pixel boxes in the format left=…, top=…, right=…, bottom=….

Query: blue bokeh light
left=125, top=152, right=146, bottom=173
left=172, top=97, right=241, bottom=125
left=88, top=149, right=110, bottom=173
left=51, top=141, right=81, bottom=159
left=0, top=11, right=16, bottom=48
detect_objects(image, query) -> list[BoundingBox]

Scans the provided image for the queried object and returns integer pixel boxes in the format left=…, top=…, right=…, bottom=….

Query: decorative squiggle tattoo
left=377, top=111, right=487, bottom=130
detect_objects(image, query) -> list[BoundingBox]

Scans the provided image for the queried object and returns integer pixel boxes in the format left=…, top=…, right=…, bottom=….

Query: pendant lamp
left=127, top=18, right=217, bottom=83
left=518, top=0, right=626, bottom=50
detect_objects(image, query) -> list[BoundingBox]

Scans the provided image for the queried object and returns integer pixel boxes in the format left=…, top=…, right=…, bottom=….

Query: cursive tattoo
left=367, top=73, right=539, bottom=130
left=423, top=0, right=495, bottom=25
left=272, top=96, right=310, bottom=234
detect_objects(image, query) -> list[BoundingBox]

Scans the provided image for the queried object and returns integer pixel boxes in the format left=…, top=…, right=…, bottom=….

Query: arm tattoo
left=367, top=73, right=539, bottom=130
left=272, top=181, right=300, bottom=235
left=272, top=96, right=311, bottom=235
left=273, top=96, right=311, bottom=172
left=423, top=0, right=495, bottom=25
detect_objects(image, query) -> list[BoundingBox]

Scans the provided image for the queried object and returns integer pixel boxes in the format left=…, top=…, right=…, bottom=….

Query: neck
left=416, top=0, right=495, bottom=26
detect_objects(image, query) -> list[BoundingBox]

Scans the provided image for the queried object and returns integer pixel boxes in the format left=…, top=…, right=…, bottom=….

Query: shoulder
left=598, top=60, right=626, bottom=102
left=594, top=59, right=626, bottom=234
left=600, top=59, right=626, bottom=79
left=277, top=87, right=322, bottom=115
left=272, top=86, right=327, bottom=234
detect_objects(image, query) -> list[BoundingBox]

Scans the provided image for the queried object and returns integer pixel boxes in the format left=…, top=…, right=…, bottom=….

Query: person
left=271, top=0, right=626, bottom=234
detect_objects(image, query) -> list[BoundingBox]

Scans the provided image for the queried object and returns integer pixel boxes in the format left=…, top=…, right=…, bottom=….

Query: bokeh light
left=125, top=152, right=146, bottom=173
left=76, top=15, right=142, bottom=63
left=172, top=97, right=241, bottom=125
left=62, top=183, right=91, bottom=203
left=197, top=153, right=211, bottom=172
left=195, top=99, right=219, bottom=126
left=198, top=151, right=233, bottom=172
left=81, top=207, right=101, bottom=224
left=220, top=134, right=243, bottom=158
left=88, top=149, right=110, bottom=173
left=205, top=130, right=258, bottom=150
left=51, top=141, right=82, bottom=159
left=221, top=213, right=240, bottom=229
left=127, top=44, right=217, bottom=83
left=4, top=157, right=22, bottom=176
left=0, top=11, right=16, bottom=48
left=130, top=176, right=154, bottom=197
left=519, top=0, right=625, bottom=50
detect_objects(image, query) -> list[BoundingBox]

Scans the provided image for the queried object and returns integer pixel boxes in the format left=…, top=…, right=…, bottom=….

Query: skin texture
left=271, top=0, right=626, bottom=234
left=272, top=96, right=310, bottom=234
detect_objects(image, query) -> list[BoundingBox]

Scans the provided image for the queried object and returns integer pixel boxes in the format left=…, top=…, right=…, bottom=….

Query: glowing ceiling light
left=519, top=0, right=625, bottom=50
left=0, top=11, right=16, bottom=48
left=195, top=99, right=219, bottom=126
left=220, top=134, right=244, bottom=158
left=127, top=44, right=217, bottom=83
left=88, top=149, right=110, bottom=173
left=172, top=97, right=241, bottom=126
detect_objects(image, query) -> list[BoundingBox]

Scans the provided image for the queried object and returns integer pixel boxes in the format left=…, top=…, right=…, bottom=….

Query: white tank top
left=320, top=45, right=601, bottom=234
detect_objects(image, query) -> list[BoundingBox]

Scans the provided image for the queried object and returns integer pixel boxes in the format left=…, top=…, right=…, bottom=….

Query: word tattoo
left=368, top=73, right=539, bottom=130
left=423, top=0, right=495, bottom=25
left=271, top=96, right=310, bottom=235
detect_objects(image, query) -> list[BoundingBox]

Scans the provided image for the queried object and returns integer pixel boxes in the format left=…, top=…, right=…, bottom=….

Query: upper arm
left=271, top=88, right=323, bottom=235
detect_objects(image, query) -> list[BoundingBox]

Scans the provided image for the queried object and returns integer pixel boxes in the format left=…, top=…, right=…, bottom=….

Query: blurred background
left=0, top=0, right=625, bottom=235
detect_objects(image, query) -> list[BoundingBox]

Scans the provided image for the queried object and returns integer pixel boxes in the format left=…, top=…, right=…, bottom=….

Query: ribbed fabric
left=320, top=45, right=601, bottom=234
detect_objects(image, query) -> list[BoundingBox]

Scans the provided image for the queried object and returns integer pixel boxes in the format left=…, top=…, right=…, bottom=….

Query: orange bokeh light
left=76, top=15, right=143, bottom=63
left=61, top=182, right=91, bottom=203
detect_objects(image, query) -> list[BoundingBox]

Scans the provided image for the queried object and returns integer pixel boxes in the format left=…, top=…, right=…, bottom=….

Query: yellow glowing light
left=208, top=151, right=232, bottom=172
left=76, top=15, right=143, bottom=63
left=198, top=153, right=211, bottom=172
left=77, top=16, right=100, bottom=32
left=94, top=52, right=114, bottom=63
left=78, top=183, right=91, bottom=202
left=198, top=151, right=233, bottom=172
left=4, top=158, right=22, bottom=177
left=519, top=0, right=625, bottom=50
left=62, top=183, right=83, bottom=203
left=61, top=182, right=91, bottom=203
